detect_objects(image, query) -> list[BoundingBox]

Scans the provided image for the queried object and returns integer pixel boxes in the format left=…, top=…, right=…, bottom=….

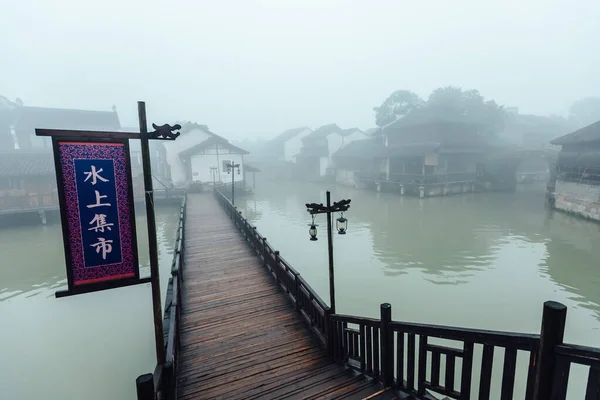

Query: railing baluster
left=431, top=350, right=440, bottom=387
left=397, top=331, right=405, bottom=387
left=460, top=341, right=474, bottom=400
left=407, top=333, right=415, bottom=391
left=500, top=347, right=517, bottom=400
left=366, top=326, right=373, bottom=374
left=479, top=345, right=494, bottom=400
left=525, top=350, right=538, bottom=400
left=585, top=365, right=600, bottom=400
left=374, top=326, right=380, bottom=377
left=360, top=324, right=366, bottom=372
left=550, top=355, right=570, bottom=400
left=338, top=321, right=345, bottom=360
left=342, top=322, right=348, bottom=361
left=446, top=354, right=456, bottom=393
left=417, top=335, right=427, bottom=395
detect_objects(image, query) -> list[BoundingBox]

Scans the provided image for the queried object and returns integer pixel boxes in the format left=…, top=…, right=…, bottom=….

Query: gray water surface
left=0, top=205, right=181, bottom=400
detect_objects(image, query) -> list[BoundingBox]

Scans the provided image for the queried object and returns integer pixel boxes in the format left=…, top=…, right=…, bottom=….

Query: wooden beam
left=35, top=128, right=141, bottom=139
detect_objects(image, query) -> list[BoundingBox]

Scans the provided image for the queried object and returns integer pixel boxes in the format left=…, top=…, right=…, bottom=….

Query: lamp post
left=225, top=162, right=240, bottom=205
left=305, top=191, right=351, bottom=313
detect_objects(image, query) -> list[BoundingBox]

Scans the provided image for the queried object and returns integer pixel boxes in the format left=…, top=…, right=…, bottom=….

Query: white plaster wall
left=283, top=128, right=312, bottom=163
left=190, top=151, right=244, bottom=184
left=555, top=180, right=600, bottom=221
left=327, top=134, right=345, bottom=159
left=319, top=157, right=328, bottom=176
left=164, top=127, right=212, bottom=185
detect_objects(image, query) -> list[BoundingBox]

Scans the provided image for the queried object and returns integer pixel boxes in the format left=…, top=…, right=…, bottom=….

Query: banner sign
left=52, top=138, right=141, bottom=296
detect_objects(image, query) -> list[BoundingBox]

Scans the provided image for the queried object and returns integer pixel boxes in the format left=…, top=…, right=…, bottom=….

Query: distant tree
left=373, top=90, right=424, bottom=127
left=426, top=86, right=506, bottom=137
left=569, top=97, right=600, bottom=127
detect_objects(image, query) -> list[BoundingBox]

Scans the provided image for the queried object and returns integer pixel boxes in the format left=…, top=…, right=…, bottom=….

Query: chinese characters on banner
left=53, top=140, right=140, bottom=294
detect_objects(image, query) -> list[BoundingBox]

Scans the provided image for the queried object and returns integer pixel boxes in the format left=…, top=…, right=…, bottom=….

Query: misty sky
left=1, top=0, right=599, bottom=140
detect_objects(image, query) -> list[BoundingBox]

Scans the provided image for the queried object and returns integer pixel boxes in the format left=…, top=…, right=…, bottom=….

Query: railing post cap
left=274, top=250, right=280, bottom=255
left=135, top=373, right=153, bottom=385
left=381, top=303, right=391, bottom=309
left=544, top=301, right=567, bottom=312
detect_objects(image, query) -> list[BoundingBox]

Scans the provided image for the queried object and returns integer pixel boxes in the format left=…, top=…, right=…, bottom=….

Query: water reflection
left=0, top=206, right=180, bottom=302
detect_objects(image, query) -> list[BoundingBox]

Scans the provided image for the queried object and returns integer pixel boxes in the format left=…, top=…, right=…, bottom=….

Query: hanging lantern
left=336, top=213, right=348, bottom=235
left=308, top=215, right=318, bottom=241
left=237, top=167, right=241, bottom=175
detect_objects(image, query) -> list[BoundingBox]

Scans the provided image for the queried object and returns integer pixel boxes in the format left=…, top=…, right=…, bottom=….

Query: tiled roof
left=332, top=139, right=385, bottom=159
left=0, top=152, right=55, bottom=177
left=14, top=106, right=121, bottom=131
left=178, top=136, right=249, bottom=158
left=303, top=124, right=342, bottom=140
left=551, top=120, right=600, bottom=145
left=269, top=127, right=311, bottom=144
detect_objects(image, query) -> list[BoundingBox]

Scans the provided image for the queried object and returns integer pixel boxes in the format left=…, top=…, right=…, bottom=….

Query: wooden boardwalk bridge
left=177, top=193, right=387, bottom=399
left=136, top=190, right=600, bottom=400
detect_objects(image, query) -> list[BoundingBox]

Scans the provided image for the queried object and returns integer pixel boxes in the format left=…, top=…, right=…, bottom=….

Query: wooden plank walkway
left=177, top=193, right=391, bottom=400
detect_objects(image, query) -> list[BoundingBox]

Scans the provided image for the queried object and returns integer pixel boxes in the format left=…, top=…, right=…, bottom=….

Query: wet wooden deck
left=177, top=193, right=393, bottom=400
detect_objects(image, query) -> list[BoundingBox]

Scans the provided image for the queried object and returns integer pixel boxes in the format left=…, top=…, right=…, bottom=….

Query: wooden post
left=136, top=373, right=154, bottom=400
left=162, top=362, right=173, bottom=400
left=274, top=251, right=280, bottom=283
left=533, top=301, right=567, bottom=400
left=381, top=303, right=394, bottom=386
left=262, top=237, right=268, bottom=268
left=138, top=101, right=166, bottom=365
left=326, top=308, right=334, bottom=357
left=294, top=273, right=300, bottom=311
left=326, top=191, right=336, bottom=314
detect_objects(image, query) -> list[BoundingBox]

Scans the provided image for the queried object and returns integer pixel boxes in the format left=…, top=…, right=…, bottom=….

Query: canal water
left=0, top=204, right=181, bottom=400
left=239, top=181, right=600, bottom=399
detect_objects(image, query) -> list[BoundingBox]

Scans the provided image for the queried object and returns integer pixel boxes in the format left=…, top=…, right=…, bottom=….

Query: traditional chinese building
left=0, top=150, right=58, bottom=222
left=10, top=103, right=121, bottom=151
left=295, top=124, right=367, bottom=180
left=263, top=127, right=313, bottom=164
left=163, top=122, right=250, bottom=189
left=550, top=120, right=600, bottom=220
left=331, top=137, right=386, bottom=188
left=351, top=112, right=487, bottom=196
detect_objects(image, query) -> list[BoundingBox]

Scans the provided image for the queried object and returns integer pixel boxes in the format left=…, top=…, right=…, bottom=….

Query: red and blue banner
left=53, top=139, right=142, bottom=296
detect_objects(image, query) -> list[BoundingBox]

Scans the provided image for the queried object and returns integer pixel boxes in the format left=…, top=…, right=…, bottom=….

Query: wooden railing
left=552, top=343, right=600, bottom=398
left=136, top=195, right=186, bottom=400
left=214, top=188, right=330, bottom=345
left=331, top=307, right=541, bottom=399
